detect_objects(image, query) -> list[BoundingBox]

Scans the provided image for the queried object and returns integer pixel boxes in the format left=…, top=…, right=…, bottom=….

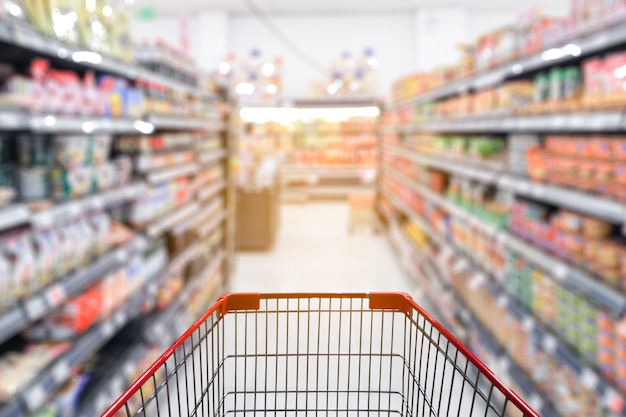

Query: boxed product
left=23, top=287, right=103, bottom=341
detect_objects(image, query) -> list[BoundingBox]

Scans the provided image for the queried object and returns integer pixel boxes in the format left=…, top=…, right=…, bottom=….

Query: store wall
left=132, top=16, right=181, bottom=46
left=228, top=13, right=415, bottom=98
left=412, top=7, right=468, bottom=72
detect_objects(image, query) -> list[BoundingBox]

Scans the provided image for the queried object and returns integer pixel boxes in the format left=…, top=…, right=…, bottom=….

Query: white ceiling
left=134, top=0, right=569, bottom=15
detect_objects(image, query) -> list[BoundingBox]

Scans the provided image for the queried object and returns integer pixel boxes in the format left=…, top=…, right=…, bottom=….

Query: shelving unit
left=382, top=10, right=626, bottom=417
left=0, top=14, right=232, bottom=417
left=237, top=99, right=380, bottom=202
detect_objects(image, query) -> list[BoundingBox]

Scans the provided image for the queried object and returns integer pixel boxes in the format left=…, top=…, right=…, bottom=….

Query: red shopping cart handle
left=102, top=292, right=540, bottom=417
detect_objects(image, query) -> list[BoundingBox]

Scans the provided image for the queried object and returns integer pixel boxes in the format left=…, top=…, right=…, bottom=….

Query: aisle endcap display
left=389, top=17, right=626, bottom=110
left=384, top=144, right=626, bottom=224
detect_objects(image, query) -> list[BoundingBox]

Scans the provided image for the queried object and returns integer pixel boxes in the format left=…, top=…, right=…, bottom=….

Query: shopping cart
left=103, top=293, right=539, bottom=417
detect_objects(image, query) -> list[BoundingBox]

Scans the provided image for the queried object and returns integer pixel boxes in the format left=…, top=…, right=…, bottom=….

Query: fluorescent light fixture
left=262, top=63, right=275, bottom=77
left=542, top=43, right=582, bottom=61
left=72, top=51, right=102, bottom=64
left=44, top=115, right=56, bottom=126
left=8, top=3, right=22, bottom=17
left=240, top=106, right=380, bottom=124
left=134, top=120, right=155, bottom=134
left=326, top=84, right=339, bottom=95
left=614, top=65, right=626, bottom=79
left=541, top=48, right=565, bottom=61
left=235, top=82, right=255, bottom=95
left=82, top=121, right=98, bottom=133
left=367, top=57, right=378, bottom=68
left=218, top=62, right=231, bottom=75
left=563, top=43, right=581, bottom=57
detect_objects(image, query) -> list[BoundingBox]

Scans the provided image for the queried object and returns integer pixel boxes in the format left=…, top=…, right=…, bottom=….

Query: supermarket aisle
left=231, top=202, right=413, bottom=293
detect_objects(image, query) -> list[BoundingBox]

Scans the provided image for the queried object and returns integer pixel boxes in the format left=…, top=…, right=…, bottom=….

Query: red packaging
left=604, top=52, right=626, bottom=94
left=612, top=139, right=626, bottom=160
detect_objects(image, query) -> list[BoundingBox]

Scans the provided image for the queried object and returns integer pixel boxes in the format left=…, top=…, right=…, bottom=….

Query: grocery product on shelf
left=0, top=10, right=231, bottom=414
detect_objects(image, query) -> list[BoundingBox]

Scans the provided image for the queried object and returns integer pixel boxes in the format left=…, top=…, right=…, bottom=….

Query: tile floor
left=231, top=202, right=415, bottom=294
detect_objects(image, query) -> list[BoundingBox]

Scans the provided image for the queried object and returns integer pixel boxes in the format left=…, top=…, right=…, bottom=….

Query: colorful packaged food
left=3, top=232, right=37, bottom=298
left=582, top=217, right=614, bottom=238
left=23, top=287, right=103, bottom=341
left=552, top=210, right=583, bottom=233
left=50, top=166, right=92, bottom=199
left=92, top=163, right=115, bottom=192
left=0, top=255, right=11, bottom=310
left=52, top=136, right=88, bottom=169
left=613, top=139, right=626, bottom=160
left=89, top=135, right=112, bottom=165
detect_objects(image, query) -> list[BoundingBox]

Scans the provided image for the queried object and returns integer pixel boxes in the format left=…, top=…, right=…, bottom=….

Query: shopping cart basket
left=103, top=293, right=539, bottom=417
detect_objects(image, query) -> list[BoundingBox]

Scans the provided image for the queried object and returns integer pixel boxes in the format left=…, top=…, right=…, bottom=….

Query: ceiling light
left=541, top=48, right=565, bottom=61
left=262, top=63, right=275, bottom=77
left=235, top=82, right=255, bottom=95
left=82, top=121, right=98, bottom=134
left=266, top=84, right=278, bottom=95
left=44, top=116, right=56, bottom=126
left=326, top=84, right=339, bottom=95
left=72, top=51, right=102, bottom=64
left=240, top=106, right=380, bottom=124
left=218, top=62, right=231, bottom=75
left=8, top=3, right=22, bottom=17
left=563, top=43, right=581, bottom=57
left=367, top=57, right=378, bottom=68
left=134, top=120, right=155, bottom=134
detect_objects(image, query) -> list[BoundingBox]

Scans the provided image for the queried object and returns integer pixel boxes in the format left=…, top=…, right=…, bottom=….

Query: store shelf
left=33, top=182, right=147, bottom=228
left=145, top=163, right=199, bottom=184
left=0, top=183, right=145, bottom=233
left=283, top=185, right=375, bottom=200
left=145, top=202, right=200, bottom=238
left=0, top=248, right=166, bottom=417
left=0, top=21, right=218, bottom=102
left=0, top=236, right=148, bottom=345
left=197, top=149, right=228, bottom=166
left=282, top=165, right=375, bottom=178
left=77, top=343, right=148, bottom=417
left=198, top=180, right=227, bottom=202
left=78, top=251, right=223, bottom=417
left=146, top=116, right=225, bottom=131
left=145, top=251, right=225, bottom=346
left=390, top=21, right=626, bottom=110
left=385, top=167, right=626, bottom=316
left=0, top=111, right=222, bottom=133
left=385, top=196, right=557, bottom=415
left=392, top=111, right=626, bottom=133
left=0, top=204, right=30, bottom=232
left=385, top=145, right=626, bottom=224
left=386, top=194, right=598, bottom=415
